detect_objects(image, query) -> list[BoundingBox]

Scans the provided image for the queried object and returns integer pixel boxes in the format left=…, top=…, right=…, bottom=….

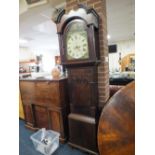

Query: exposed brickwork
left=66, top=0, right=109, bottom=107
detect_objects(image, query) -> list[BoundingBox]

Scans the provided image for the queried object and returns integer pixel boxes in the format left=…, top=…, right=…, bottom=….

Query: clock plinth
left=68, top=113, right=99, bottom=155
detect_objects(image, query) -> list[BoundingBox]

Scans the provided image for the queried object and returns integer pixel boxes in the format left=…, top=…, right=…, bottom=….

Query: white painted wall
left=19, top=39, right=135, bottom=73
left=19, top=47, right=35, bottom=61
left=109, top=39, right=135, bottom=72
left=19, top=47, right=60, bottom=72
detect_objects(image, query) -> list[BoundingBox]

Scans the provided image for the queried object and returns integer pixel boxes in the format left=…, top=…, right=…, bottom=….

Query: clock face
left=66, top=21, right=89, bottom=60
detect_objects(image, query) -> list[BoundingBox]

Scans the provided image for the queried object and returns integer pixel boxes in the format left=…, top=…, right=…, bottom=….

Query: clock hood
left=54, top=4, right=99, bottom=34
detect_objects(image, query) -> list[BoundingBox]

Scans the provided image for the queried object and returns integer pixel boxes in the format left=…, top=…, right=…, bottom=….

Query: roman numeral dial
left=66, top=23, right=89, bottom=60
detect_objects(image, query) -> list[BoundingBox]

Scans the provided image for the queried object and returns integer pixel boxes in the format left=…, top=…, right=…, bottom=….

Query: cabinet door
left=33, top=105, right=49, bottom=129
left=23, top=104, right=33, bottom=126
left=49, top=108, right=68, bottom=140
left=49, top=110, right=61, bottom=132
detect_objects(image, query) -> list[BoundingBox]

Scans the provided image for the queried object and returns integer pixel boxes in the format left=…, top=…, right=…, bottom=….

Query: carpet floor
left=19, top=119, right=88, bottom=155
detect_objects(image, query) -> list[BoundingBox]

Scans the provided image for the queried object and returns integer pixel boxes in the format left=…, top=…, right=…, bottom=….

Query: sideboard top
left=19, top=76, right=67, bottom=82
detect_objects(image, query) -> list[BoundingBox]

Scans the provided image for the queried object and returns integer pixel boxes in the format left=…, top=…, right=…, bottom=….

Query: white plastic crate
left=30, top=128, right=60, bottom=155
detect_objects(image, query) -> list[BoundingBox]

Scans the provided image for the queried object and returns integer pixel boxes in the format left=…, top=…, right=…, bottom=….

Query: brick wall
left=66, top=0, right=109, bottom=107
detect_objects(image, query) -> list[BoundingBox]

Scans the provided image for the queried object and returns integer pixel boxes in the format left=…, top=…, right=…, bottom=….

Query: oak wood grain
left=20, top=78, right=69, bottom=142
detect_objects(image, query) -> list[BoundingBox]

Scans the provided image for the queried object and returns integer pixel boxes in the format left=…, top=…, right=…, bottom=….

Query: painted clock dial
left=66, top=21, right=89, bottom=60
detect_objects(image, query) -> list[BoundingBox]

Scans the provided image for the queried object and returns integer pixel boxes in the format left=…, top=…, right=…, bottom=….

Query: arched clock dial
left=66, top=21, right=89, bottom=60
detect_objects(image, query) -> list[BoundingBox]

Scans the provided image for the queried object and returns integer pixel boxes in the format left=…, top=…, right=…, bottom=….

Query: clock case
left=55, top=5, right=100, bottom=67
left=55, top=5, right=101, bottom=154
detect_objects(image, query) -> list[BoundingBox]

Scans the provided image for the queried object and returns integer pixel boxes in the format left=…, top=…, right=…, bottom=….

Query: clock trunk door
left=68, top=67, right=98, bottom=108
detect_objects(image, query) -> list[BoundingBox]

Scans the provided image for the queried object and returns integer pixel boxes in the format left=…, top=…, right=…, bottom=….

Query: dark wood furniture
left=98, top=81, right=135, bottom=155
left=109, top=85, right=123, bottom=97
left=110, top=77, right=134, bottom=85
left=67, top=66, right=99, bottom=154
left=20, top=78, right=69, bottom=142
left=55, top=5, right=100, bottom=154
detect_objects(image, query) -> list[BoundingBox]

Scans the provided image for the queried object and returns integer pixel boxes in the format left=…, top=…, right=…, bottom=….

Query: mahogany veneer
left=98, top=81, right=135, bottom=155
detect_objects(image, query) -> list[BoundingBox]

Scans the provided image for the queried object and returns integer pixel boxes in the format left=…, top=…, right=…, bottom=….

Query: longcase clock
left=55, top=5, right=100, bottom=155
